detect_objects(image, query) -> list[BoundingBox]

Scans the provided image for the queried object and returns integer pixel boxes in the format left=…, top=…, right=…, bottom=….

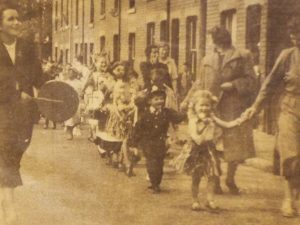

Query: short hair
left=144, top=44, right=158, bottom=58
left=0, top=3, right=18, bottom=24
left=209, top=26, right=232, bottom=48
left=287, top=15, right=300, bottom=34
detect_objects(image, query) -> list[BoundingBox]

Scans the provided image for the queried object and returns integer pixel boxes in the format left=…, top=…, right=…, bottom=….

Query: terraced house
left=52, top=0, right=300, bottom=133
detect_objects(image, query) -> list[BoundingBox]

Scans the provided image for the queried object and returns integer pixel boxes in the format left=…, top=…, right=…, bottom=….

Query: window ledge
left=99, top=14, right=106, bottom=20
left=89, top=23, right=94, bottom=28
left=127, top=8, right=136, bottom=14
left=74, top=25, right=79, bottom=30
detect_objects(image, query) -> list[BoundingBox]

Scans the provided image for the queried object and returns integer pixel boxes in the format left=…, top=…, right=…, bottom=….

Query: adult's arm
left=252, top=49, right=289, bottom=109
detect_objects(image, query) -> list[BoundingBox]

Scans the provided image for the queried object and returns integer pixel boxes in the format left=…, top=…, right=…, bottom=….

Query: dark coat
left=189, top=48, right=257, bottom=162
left=0, top=39, right=46, bottom=187
left=140, top=61, right=172, bottom=89
left=129, top=107, right=186, bottom=158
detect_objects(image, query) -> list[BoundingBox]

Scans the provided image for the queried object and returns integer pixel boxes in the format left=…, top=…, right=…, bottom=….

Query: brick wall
left=52, top=0, right=269, bottom=77
left=205, top=0, right=268, bottom=75
left=52, top=0, right=205, bottom=76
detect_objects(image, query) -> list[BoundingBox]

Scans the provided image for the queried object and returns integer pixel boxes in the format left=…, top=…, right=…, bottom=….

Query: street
left=15, top=123, right=300, bottom=225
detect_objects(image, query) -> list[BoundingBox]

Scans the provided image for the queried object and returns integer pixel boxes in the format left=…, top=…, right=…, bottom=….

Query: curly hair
left=209, top=26, right=232, bottom=48
left=188, top=90, right=218, bottom=115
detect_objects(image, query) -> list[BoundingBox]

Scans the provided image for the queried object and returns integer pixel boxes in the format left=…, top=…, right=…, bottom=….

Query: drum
left=95, top=131, right=123, bottom=154
left=36, top=81, right=79, bottom=122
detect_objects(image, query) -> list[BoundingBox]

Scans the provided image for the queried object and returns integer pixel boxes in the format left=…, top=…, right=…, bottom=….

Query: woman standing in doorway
left=0, top=3, right=46, bottom=224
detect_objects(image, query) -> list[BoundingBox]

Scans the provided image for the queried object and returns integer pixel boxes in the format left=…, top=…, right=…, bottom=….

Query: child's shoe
left=191, top=202, right=202, bottom=211
left=206, top=200, right=219, bottom=211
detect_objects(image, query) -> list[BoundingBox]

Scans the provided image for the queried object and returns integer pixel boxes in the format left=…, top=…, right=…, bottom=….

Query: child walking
left=130, top=86, right=186, bottom=193
left=64, top=66, right=84, bottom=140
left=183, top=90, right=245, bottom=211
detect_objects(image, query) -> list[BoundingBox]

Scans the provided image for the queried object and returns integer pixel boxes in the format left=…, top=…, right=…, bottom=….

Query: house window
left=221, top=9, right=237, bottom=45
left=59, top=49, right=64, bottom=64
left=100, top=36, right=106, bottom=52
left=75, top=43, right=78, bottom=58
left=65, top=49, right=69, bottom=63
left=186, top=16, right=197, bottom=79
left=113, top=34, right=120, bottom=61
left=160, top=20, right=168, bottom=42
left=128, top=33, right=136, bottom=62
left=55, top=47, right=58, bottom=62
left=147, top=22, right=155, bottom=46
left=129, top=0, right=135, bottom=9
left=60, top=0, right=64, bottom=27
left=246, top=4, right=261, bottom=65
left=75, top=0, right=79, bottom=25
left=55, top=1, right=58, bottom=30
left=171, top=18, right=180, bottom=66
left=114, top=0, right=119, bottom=11
left=100, top=0, right=105, bottom=15
left=66, top=0, right=69, bottom=25
left=90, top=43, right=94, bottom=65
left=90, top=0, right=94, bottom=23
left=84, top=43, right=88, bottom=65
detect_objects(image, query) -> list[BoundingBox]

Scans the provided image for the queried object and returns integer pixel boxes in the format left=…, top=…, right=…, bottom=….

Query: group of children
left=45, top=50, right=250, bottom=212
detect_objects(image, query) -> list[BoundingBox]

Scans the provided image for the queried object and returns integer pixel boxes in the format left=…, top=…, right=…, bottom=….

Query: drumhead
left=37, top=81, right=79, bottom=122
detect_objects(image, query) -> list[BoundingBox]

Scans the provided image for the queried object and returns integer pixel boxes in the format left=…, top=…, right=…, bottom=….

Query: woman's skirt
left=0, top=100, right=36, bottom=188
left=277, top=94, right=300, bottom=180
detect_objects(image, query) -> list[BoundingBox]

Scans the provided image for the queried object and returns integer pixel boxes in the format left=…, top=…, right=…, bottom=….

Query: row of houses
left=52, top=0, right=300, bottom=133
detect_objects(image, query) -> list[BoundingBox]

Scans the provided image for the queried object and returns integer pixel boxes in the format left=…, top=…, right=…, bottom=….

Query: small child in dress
left=64, top=66, right=84, bottom=140
left=129, top=86, right=186, bottom=193
left=184, top=90, right=245, bottom=211
left=105, top=82, right=136, bottom=168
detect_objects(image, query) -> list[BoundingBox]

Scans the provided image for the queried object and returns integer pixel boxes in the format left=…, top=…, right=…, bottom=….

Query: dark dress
left=0, top=39, right=45, bottom=187
left=129, top=107, right=186, bottom=187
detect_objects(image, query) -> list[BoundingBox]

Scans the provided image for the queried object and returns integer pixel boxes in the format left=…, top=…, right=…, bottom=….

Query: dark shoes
left=148, top=185, right=161, bottom=193
left=226, top=179, right=240, bottom=195
left=152, top=186, right=161, bottom=194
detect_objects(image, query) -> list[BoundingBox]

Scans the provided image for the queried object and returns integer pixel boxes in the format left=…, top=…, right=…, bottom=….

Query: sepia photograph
left=0, top=0, right=300, bottom=224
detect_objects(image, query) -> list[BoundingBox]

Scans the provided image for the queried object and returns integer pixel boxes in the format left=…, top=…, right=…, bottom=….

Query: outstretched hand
left=242, top=106, right=258, bottom=120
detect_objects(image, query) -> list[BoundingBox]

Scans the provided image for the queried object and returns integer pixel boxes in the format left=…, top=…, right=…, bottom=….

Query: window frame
left=147, top=22, right=155, bottom=46
left=90, top=0, right=95, bottom=24
left=186, top=16, right=198, bottom=80
left=100, top=0, right=106, bottom=16
left=128, top=33, right=136, bottom=62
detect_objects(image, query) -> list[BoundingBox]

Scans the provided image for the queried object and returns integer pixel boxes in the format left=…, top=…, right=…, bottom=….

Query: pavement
left=13, top=123, right=300, bottom=225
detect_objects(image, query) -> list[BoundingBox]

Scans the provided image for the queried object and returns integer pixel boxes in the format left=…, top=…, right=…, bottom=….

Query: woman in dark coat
left=244, top=16, right=300, bottom=217
left=0, top=4, right=45, bottom=224
left=181, top=26, right=257, bottom=194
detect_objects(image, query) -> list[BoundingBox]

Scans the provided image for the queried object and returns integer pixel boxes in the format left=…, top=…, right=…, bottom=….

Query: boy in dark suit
left=130, top=86, right=186, bottom=193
